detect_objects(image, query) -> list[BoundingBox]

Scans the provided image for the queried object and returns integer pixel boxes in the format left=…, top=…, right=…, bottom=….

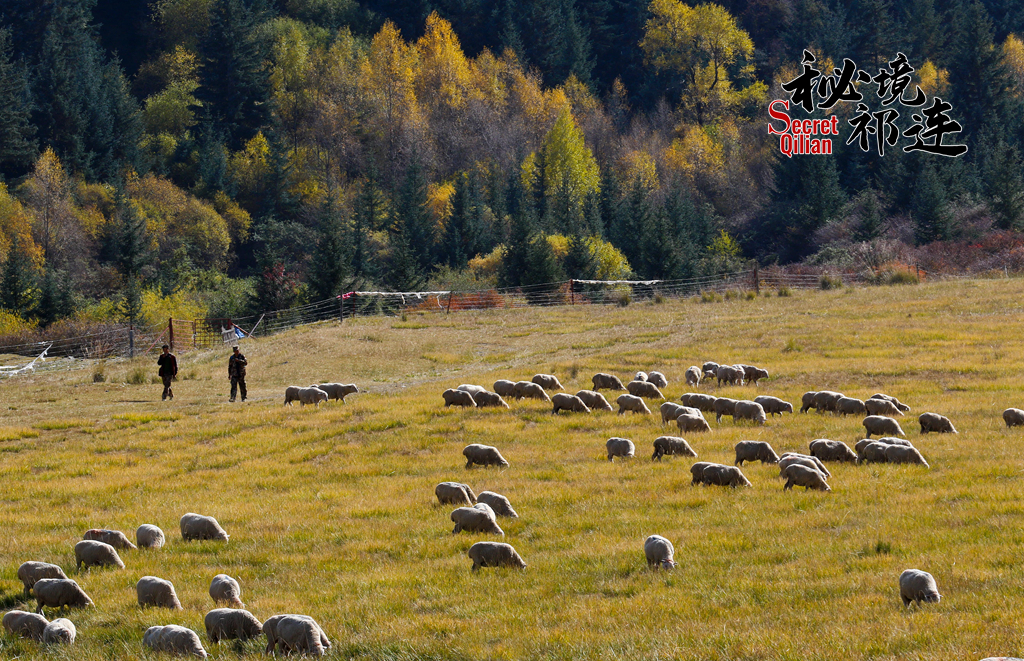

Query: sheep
left=644, top=535, right=676, bottom=569
left=702, top=361, right=720, bottom=375
left=647, top=371, right=669, bottom=388
left=136, top=524, right=165, bottom=549
left=456, top=384, right=487, bottom=396
left=514, top=381, right=551, bottom=401
left=467, top=541, right=526, bottom=571
left=1004, top=408, right=1024, bottom=428
left=754, top=396, right=793, bottom=417
left=660, top=402, right=700, bottom=425
left=885, top=444, right=930, bottom=467
left=531, top=374, right=563, bottom=391
left=606, top=437, right=636, bottom=462
left=690, top=461, right=713, bottom=485
left=451, top=503, right=504, bottom=535
left=3, top=610, right=49, bottom=641
left=684, top=366, right=702, bottom=386
left=782, top=464, right=831, bottom=491
left=551, top=393, right=591, bottom=414
left=180, top=513, right=229, bottom=542
left=733, top=400, right=767, bottom=425
left=137, top=576, right=182, bottom=609
left=209, top=574, right=244, bottom=608
left=472, top=391, right=510, bottom=408
left=17, top=562, right=67, bottom=598
left=865, top=397, right=903, bottom=417
left=716, top=365, right=744, bottom=386
left=616, top=394, right=652, bottom=415
left=836, top=397, right=867, bottom=416
left=443, top=388, right=477, bottom=408
left=74, top=540, right=124, bottom=570
left=681, top=393, right=717, bottom=412
left=809, top=439, right=859, bottom=463
left=741, top=365, right=769, bottom=384
left=652, top=436, right=697, bottom=461
left=205, top=608, right=263, bottom=643
left=703, top=464, right=752, bottom=488
left=734, top=440, right=779, bottom=466
left=463, top=444, right=509, bottom=469
left=264, top=615, right=330, bottom=657
left=295, top=386, right=328, bottom=407
left=575, top=389, right=613, bottom=411
left=83, top=528, right=136, bottom=550
left=870, top=393, right=911, bottom=412
left=920, top=412, right=957, bottom=434
left=591, top=373, right=627, bottom=391
left=634, top=371, right=648, bottom=382
left=493, top=380, right=517, bottom=397
left=477, top=491, right=518, bottom=518
left=143, top=624, right=209, bottom=658
left=800, top=391, right=818, bottom=413
left=435, top=482, right=476, bottom=506
left=778, top=453, right=832, bottom=478
left=42, top=618, right=75, bottom=645
left=863, top=415, right=906, bottom=438
left=854, top=437, right=912, bottom=460
left=33, top=579, right=93, bottom=614
left=626, top=380, right=665, bottom=399
left=677, top=413, right=712, bottom=433
left=713, top=397, right=738, bottom=423
left=812, top=390, right=845, bottom=413
left=283, top=385, right=302, bottom=405
left=899, top=569, right=941, bottom=607
left=859, top=442, right=891, bottom=464
left=314, top=383, right=358, bottom=401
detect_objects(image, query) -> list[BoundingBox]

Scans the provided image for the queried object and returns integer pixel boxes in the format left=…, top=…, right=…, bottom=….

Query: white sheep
left=263, top=615, right=330, bottom=657
left=652, top=436, right=697, bottom=460
left=83, top=528, right=136, bottom=550
left=33, top=579, right=94, bottom=614
left=753, top=395, right=793, bottom=417
left=551, top=393, right=591, bottom=414
left=463, top=444, right=509, bottom=469
left=42, top=617, right=75, bottom=645
left=3, top=610, right=49, bottom=641
left=205, top=608, right=263, bottom=643
left=471, top=391, right=510, bottom=408
left=732, top=400, right=767, bottom=425
left=626, top=380, right=664, bottom=399
left=136, top=524, right=165, bottom=549
left=591, top=373, right=627, bottom=391
left=644, top=535, right=676, bottom=569
left=209, top=574, right=244, bottom=608
left=451, top=503, right=504, bottom=535
left=808, top=439, right=858, bottom=463
left=435, top=481, right=476, bottom=506
left=647, top=371, right=668, bottom=388
left=467, top=541, right=526, bottom=571
left=865, top=397, right=903, bottom=417
left=17, top=561, right=67, bottom=597
left=476, top=491, right=518, bottom=518
left=899, top=569, right=941, bottom=607
left=295, top=386, right=328, bottom=407
left=606, top=437, right=635, bottom=462
left=863, top=415, right=906, bottom=438
left=531, top=374, right=564, bottom=390
left=676, top=413, right=712, bottom=433
left=684, top=366, right=702, bottom=386
left=180, top=513, right=229, bottom=542
left=74, top=540, right=124, bottom=570
left=835, top=397, right=866, bottom=416
left=443, top=388, right=477, bottom=408
left=616, top=394, right=652, bottom=415
left=313, top=383, right=358, bottom=401
left=493, top=380, right=517, bottom=397
left=514, top=381, right=551, bottom=401
left=870, top=393, right=911, bottom=412
left=137, top=576, right=183, bottom=609
left=575, top=389, right=613, bottom=411
left=781, top=463, right=831, bottom=491
left=456, top=384, right=487, bottom=395
left=143, top=624, right=209, bottom=658
left=919, top=412, right=957, bottom=434
left=734, top=440, right=779, bottom=465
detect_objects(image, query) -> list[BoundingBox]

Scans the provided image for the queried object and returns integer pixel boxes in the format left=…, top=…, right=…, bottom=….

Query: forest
left=1, top=0, right=1023, bottom=332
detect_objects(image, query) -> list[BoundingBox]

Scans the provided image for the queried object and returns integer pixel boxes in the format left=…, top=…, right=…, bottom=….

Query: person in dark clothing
left=157, top=344, right=177, bottom=401
left=228, top=345, right=247, bottom=402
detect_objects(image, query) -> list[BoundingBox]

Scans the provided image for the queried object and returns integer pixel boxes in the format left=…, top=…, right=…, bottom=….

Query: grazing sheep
left=137, top=576, right=182, bottom=609
left=33, top=579, right=93, bottom=614
left=443, top=388, right=477, bottom=408
left=685, top=366, right=702, bottom=386
left=734, top=440, right=779, bottom=466
left=136, top=524, right=165, bottom=549
left=677, top=413, right=712, bottom=433
left=778, top=454, right=832, bottom=478
left=870, top=393, right=911, bottom=412
left=467, top=541, right=526, bottom=571
left=860, top=442, right=891, bottom=464
left=690, top=461, right=713, bottom=485
left=863, top=415, right=906, bottom=438
left=295, top=386, right=328, bottom=407
left=644, top=535, right=676, bottom=569
left=836, top=397, right=867, bottom=416
left=812, top=391, right=845, bottom=413
left=716, top=365, right=744, bottom=386
left=456, top=384, right=487, bottom=395
left=575, top=389, right=613, bottom=411
left=283, top=385, right=302, bottom=405
left=435, top=482, right=476, bottom=506
left=472, top=391, right=510, bottom=408
left=899, top=569, right=941, bottom=607
left=180, top=513, right=229, bottom=542
left=742, top=365, right=769, bottom=384
left=1004, top=408, right=1024, bottom=428
left=143, top=624, right=209, bottom=658
left=885, top=444, right=930, bottom=467
left=551, top=393, right=591, bottom=414
left=591, top=373, right=627, bottom=391
left=652, top=436, right=697, bottom=460
left=754, top=396, right=793, bottom=417
left=74, top=540, right=124, bottom=570
left=660, top=402, right=698, bottom=425
left=800, top=391, right=818, bottom=413
left=314, top=383, right=358, bottom=401
left=702, top=361, right=720, bottom=374
left=205, top=608, right=263, bottom=643
left=617, top=394, right=652, bottom=415
left=634, top=371, right=648, bottom=382
left=647, top=371, right=669, bottom=388
left=17, top=562, right=67, bottom=598
left=809, top=439, right=859, bottom=463
left=493, top=380, right=517, bottom=397
left=451, top=503, right=504, bottom=535
left=3, top=610, right=49, bottom=641
left=682, top=393, right=718, bottom=412
left=703, top=464, right=752, bottom=488
left=83, top=528, right=136, bottom=550
left=531, top=374, right=563, bottom=391
left=920, top=412, right=957, bottom=434
left=209, top=574, right=244, bottom=608
left=42, top=618, right=75, bottom=645
left=782, top=464, right=831, bottom=491
left=865, top=397, right=903, bottom=417
left=463, top=444, right=509, bottom=469
left=606, top=437, right=636, bottom=462
left=855, top=437, right=912, bottom=458
left=263, top=615, right=330, bottom=657
left=626, top=380, right=665, bottom=399
left=713, top=397, right=738, bottom=423
left=733, top=400, right=767, bottom=425
left=477, top=491, right=518, bottom=518
left=514, top=381, right=551, bottom=402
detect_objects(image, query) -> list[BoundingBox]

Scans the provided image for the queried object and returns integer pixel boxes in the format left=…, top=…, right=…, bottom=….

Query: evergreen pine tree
left=352, top=175, right=387, bottom=281
left=851, top=0, right=898, bottom=72
left=912, top=161, right=953, bottom=243
left=395, top=156, right=434, bottom=272
left=443, top=172, right=482, bottom=269
left=112, top=190, right=151, bottom=324
left=386, top=224, right=424, bottom=291
left=0, top=28, right=36, bottom=180
left=854, top=189, right=885, bottom=241
left=984, top=140, right=1024, bottom=230
left=617, top=177, right=650, bottom=270
left=34, top=264, right=74, bottom=327
left=308, top=196, right=351, bottom=301
left=0, top=237, right=35, bottom=315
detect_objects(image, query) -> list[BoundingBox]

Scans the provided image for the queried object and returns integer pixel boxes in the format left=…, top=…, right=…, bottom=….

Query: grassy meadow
left=3, top=278, right=1024, bottom=660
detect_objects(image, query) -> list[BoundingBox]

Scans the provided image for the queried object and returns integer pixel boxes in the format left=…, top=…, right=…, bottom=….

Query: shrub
left=654, top=294, right=667, bottom=304
left=875, top=540, right=892, bottom=554
left=887, top=270, right=920, bottom=285
left=724, top=289, right=739, bottom=300
left=745, top=291, right=757, bottom=300
left=615, top=291, right=631, bottom=307
left=777, top=286, right=792, bottom=297
left=700, top=291, right=722, bottom=303
left=92, top=360, right=107, bottom=383
left=819, top=274, right=843, bottom=290
left=783, top=338, right=801, bottom=352
left=127, top=367, right=148, bottom=385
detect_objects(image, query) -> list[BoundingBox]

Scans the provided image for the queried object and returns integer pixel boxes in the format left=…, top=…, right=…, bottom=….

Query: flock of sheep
left=5, top=515, right=331, bottom=657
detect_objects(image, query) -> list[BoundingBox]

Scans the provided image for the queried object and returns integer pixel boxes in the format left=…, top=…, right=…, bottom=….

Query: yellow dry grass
left=2, top=278, right=1024, bottom=660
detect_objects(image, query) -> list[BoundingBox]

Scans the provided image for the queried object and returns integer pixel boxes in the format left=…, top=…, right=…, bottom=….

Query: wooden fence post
left=446, top=291, right=454, bottom=315
left=570, top=279, right=575, bottom=305
left=753, top=263, right=759, bottom=295
left=168, top=318, right=174, bottom=353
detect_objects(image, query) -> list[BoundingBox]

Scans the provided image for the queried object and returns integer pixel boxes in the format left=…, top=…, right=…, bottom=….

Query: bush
left=886, top=270, right=920, bottom=285
left=700, top=290, right=722, bottom=303
left=615, top=291, right=631, bottom=307
left=744, top=291, right=757, bottom=300
left=92, top=360, right=106, bottom=383
left=127, top=367, right=148, bottom=385
left=819, top=274, right=843, bottom=290
left=724, top=289, right=739, bottom=300
left=783, top=338, right=801, bottom=352
left=654, top=294, right=667, bottom=304
left=777, top=287, right=792, bottom=297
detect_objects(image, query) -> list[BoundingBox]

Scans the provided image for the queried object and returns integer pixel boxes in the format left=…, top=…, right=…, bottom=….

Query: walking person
left=157, top=344, right=177, bottom=401
left=228, top=345, right=247, bottom=402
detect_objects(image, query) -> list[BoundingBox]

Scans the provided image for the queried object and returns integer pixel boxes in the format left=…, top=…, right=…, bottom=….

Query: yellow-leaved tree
left=525, top=107, right=600, bottom=212
left=1004, top=35, right=1024, bottom=96
left=416, top=12, right=473, bottom=113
